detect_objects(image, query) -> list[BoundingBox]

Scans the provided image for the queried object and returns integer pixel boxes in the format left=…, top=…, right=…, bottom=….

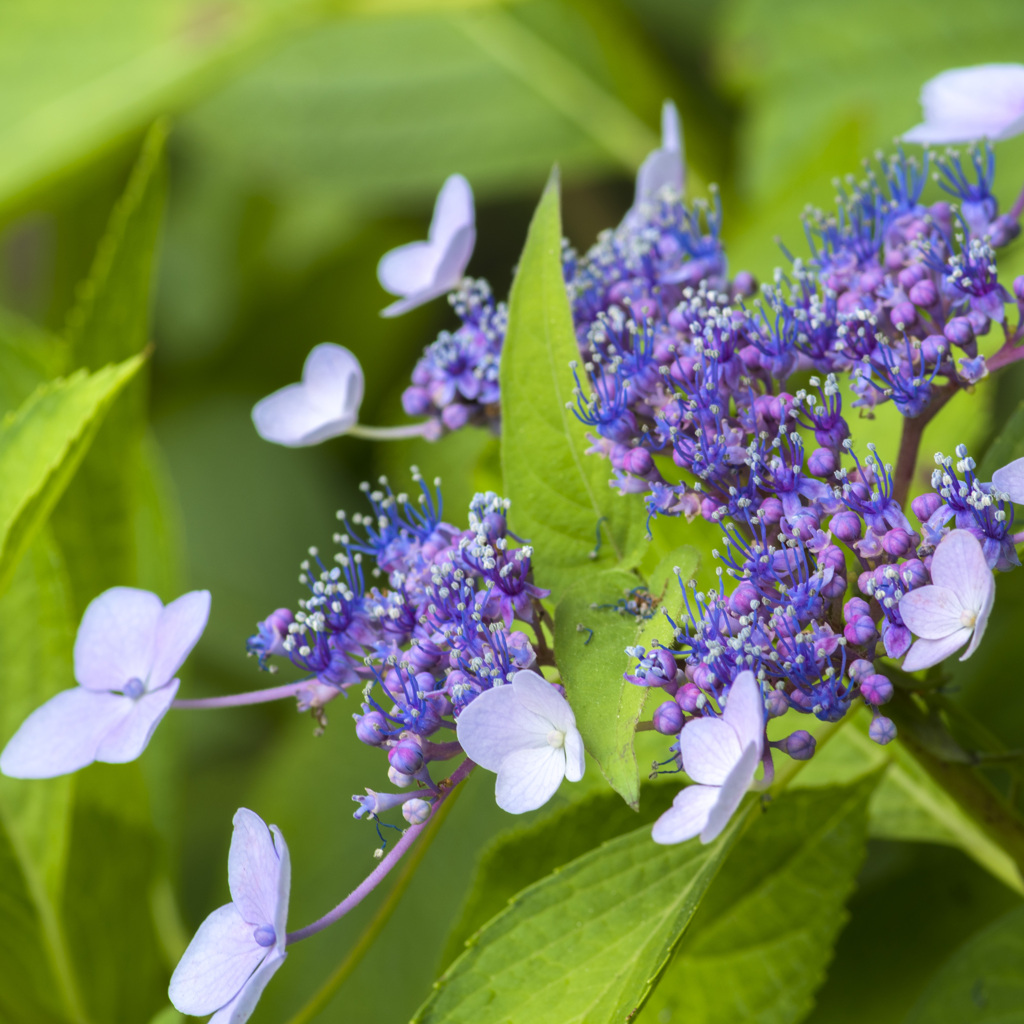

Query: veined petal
left=992, top=456, right=1024, bottom=504
left=208, top=949, right=286, bottom=1024
left=962, top=570, right=996, bottom=661
left=95, top=680, right=179, bottom=764
left=0, top=687, right=134, bottom=779
left=898, top=585, right=965, bottom=639
left=930, top=530, right=993, bottom=612
left=651, top=785, right=717, bottom=845
left=431, top=224, right=476, bottom=294
left=429, top=174, right=475, bottom=248
left=701, top=742, right=758, bottom=843
left=270, top=825, right=291, bottom=952
left=74, top=587, right=162, bottom=692
left=679, top=717, right=743, bottom=787
left=456, top=685, right=550, bottom=772
left=228, top=809, right=286, bottom=929
left=494, top=745, right=565, bottom=814
left=562, top=726, right=586, bottom=783
left=149, top=591, right=211, bottom=690
left=169, top=904, right=267, bottom=1016
left=511, top=670, right=576, bottom=731
left=902, top=629, right=972, bottom=672
left=721, top=671, right=765, bottom=756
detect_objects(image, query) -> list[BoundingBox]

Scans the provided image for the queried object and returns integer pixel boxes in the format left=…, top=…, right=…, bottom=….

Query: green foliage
left=0, top=354, right=145, bottom=596
left=979, top=398, right=1024, bottom=476
left=905, top=904, right=1024, bottom=1023
left=413, top=800, right=752, bottom=1024
left=638, top=777, right=876, bottom=1024
left=500, top=171, right=647, bottom=604
left=0, top=310, right=67, bottom=417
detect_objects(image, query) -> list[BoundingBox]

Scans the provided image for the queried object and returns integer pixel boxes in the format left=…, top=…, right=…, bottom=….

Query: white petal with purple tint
left=495, top=745, right=566, bottom=814
left=634, top=100, right=685, bottom=206
left=94, top=680, right=180, bottom=764
left=251, top=344, right=365, bottom=447
left=73, top=586, right=163, bottom=691
left=208, top=949, right=286, bottom=1024
left=898, top=585, right=965, bottom=640
left=149, top=590, right=212, bottom=691
left=701, top=743, right=760, bottom=843
left=679, top=717, right=743, bottom=787
left=904, top=64, right=1024, bottom=144
left=992, top=456, right=1024, bottom=504
left=651, top=784, right=719, bottom=845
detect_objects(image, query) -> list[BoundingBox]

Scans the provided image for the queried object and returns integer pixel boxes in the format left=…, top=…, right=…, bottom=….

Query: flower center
left=960, top=608, right=978, bottom=629
left=253, top=924, right=276, bottom=948
left=122, top=677, right=144, bottom=700
left=546, top=729, right=565, bottom=749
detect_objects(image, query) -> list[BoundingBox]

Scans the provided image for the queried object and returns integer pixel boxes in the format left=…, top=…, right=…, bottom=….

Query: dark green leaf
left=0, top=308, right=67, bottom=417
left=500, top=171, right=647, bottom=604
left=905, top=904, right=1024, bottom=1023
left=638, top=777, right=877, bottom=1024
left=980, top=398, right=1024, bottom=478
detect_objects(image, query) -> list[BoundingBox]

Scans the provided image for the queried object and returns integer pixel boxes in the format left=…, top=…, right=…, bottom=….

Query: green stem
left=282, top=784, right=465, bottom=1024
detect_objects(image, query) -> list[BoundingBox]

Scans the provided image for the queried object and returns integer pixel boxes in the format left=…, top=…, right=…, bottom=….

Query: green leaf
left=637, top=777, right=877, bottom=1024
left=500, top=171, right=647, bottom=604
left=905, top=904, right=1024, bottom=1023
left=553, top=548, right=697, bottom=807
left=0, top=354, right=145, bottom=595
left=412, top=800, right=753, bottom=1024
left=440, top=785, right=678, bottom=970
left=979, top=398, right=1024, bottom=477
left=0, top=308, right=67, bottom=418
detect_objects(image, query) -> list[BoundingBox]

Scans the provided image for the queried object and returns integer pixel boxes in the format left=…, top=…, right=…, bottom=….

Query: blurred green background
left=3, top=1, right=1024, bottom=1021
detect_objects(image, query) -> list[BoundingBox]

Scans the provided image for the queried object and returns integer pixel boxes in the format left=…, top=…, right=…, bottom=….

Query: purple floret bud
left=890, top=301, right=917, bottom=329
left=869, top=715, right=897, bottom=745
left=732, top=270, right=757, bottom=298
left=807, top=447, right=837, bottom=478
left=911, top=492, right=943, bottom=522
left=848, top=658, right=874, bottom=683
left=765, top=687, right=789, bottom=718
left=881, top=528, right=914, bottom=558
left=441, top=403, right=471, bottom=431
left=653, top=700, right=684, bottom=736
left=759, top=497, right=784, bottom=525
left=355, top=711, right=388, bottom=746
left=908, top=279, right=937, bottom=307
left=388, top=738, right=424, bottom=775
left=830, top=511, right=863, bottom=543
left=728, top=581, right=760, bottom=617
left=676, top=682, right=702, bottom=713
left=402, top=798, right=432, bottom=825
left=402, top=386, right=432, bottom=417
left=623, top=447, right=655, bottom=476
left=944, top=316, right=975, bottom=349
left=1014, top=276, right=1024, bottom=304
left=844, top=615, right=877, bottom=646
left=920, top=335, right=947, bottom=363
left=860, top=673, right=893, bottom=705
left=780, top=730, right=816, bottom=760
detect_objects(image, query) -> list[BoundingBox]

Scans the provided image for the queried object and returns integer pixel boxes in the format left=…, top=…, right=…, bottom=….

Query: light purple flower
left=633, top=99, right=685, bottom=207
left=455, top=670, right=585, bottom=814
left=992, top=456, right=1024, bottom=504
left=899, top=529, right=995, bottom=671
left=252, top=343, right=364, bottom=447
left=903, top=64, right=1024, bottom=144
left=170, top=808, right=289, bottom=1024
left=0, top=587, right=210, bottom=779
left=377, top=174, right=476, bottom=317
left=652, top=671, right=765, bottom=845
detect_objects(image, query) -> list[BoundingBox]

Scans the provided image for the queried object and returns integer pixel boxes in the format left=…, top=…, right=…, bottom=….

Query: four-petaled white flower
left=0, top=586, right=210, bottom=779
left=652, top=670, right=765, bottom=846
left=456, top=669, right=585, bottom=814
left=903, top=64, right=1024, bottom=144
left=170, top=808, right=289, bottom=1024
left=992, top=456, right=1024, bottom=504
left=251, top=343, right=365, bottom=448
left=377, top=173, right=476, bottom=317
left=633, top=99, right=685, bottom=208
left=899, top=529, right=995, bottom=672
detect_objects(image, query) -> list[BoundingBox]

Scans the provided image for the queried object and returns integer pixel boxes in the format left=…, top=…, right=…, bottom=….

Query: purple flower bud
left=1014, top=276, right=1024, bottom=304
left=653, top=648, right=678, bottom=684
left=908, top=279, right=938, bottom=307
left=806, top=447, right=837, bottom=478
left=882, top=528, right=914, bottom=558
left=759, top=496, right=784, bottom=525
left=911, top=492, right=943, bottom=522
left=789, top=689, right=814, bottom=710
left=728, top=581, right=759, bottom=617
left=402, top=386, right=433, bottom=417
left=944, top=316, right=975, bottom=348
left=676, top=682, right=702, bottom=713
left=898, top=558, right=929, bottom=589
left=732, top=270, right=757, bottom=298
left=966, top=309, right=991, bottom=336
left=821, top=572, right=848, bottom=600
left=989, top=215, right=1020, bottom=248
left=844, top=597, right=871, bottom=621
left=860, top=673, right=893, bottom=705
left=830, top=511, right=863, bottom=543
left=920, top=334, right=947, bottom=362
left=869, top=715, right=897, bottom=745
left=781, top=730, right=816, bottom=760
left=897, top=264, right=927, bottom=290
left=624, top=447, right=655, bottom=476
left=388, top=738, right=424, bottom=775
left=817, top=544, right=847, bottom=572
left=354, top=711, right=388, bottom=746
left=848, top=658, right=874, bottom=683
left=441, top=402, right=471, bottom=431
left=844, top=616, right=877, bottom=646
left=890, top=301, right=917, bottom=329
left=653, top=700, right=684, bottom=735
left=402, top=798, right=432, bottom=825
left=766, top=688, right=789, bottom=718
left=388, top=765, right=414, bottom=788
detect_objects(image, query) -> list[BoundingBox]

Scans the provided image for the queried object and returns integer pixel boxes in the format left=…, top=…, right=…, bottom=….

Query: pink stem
left=173, top=681, right=313, bottom=709
left=286, top=759, right=476, bottom=945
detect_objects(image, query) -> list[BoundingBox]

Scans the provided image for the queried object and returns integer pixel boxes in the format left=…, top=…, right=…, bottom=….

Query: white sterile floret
left=632, top=100, right=685, bottom=211
left=898, top=529, right=995, bottom=672
left=251, top=343, right=364, bottom=448
left=652, top=671, right=765, bottom=846
left=377, top=174, right=476, bottom=317
left=903, top=64, right=1024, bottom=144
left=455, top=669, right=585, bottom=814
left=992, top=456, right=1024, bottom=504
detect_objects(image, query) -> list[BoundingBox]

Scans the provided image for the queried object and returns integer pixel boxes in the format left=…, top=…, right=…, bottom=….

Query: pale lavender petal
left=377, top=242, right=441, bottom=297
left=651, top=784, right=717, bottom=845
left=302, top=344, right=364, bottom=414
left=922, top=64, right=1024, bottom=129
left=563, top=726, right=585, bottom=783
left=634, top=101, right=684, bottom=205
left=679, top=717, right=742, bottom=787
left=901, top=629, right=973, bottom=672
left=720, top=671, right=765, bottom=755
left=228, top=809, right=285, bottom=928
left=73, top=587, right=162, bottom=692
left=0, top=687, right=134, bottom=779
left=992, top=457, right=1024, bottom=504
left=428, top=174, right=475, bottom=248
left=962, top=570, right=996, bottom=661
left=661, top=99, right=682, bottom=153
left=494, top=745, right=565, bottom=814
left=455, top=684, right=549, bottom=772
left=701, top=742, right=759, bottom=844
left=898, top=585, right=965, bottom=639
left=380, top=289, right=442, bottom=318
left=149, top=591, right=210, bottom=691
left=430, top=224, right=476, bottom=293
left=269, top=824, right=290, bottom=951
left=931, top=530, right=992, bottom=612
left=904, top=119, right=1012, bottom=144
left=511, top=670, right=575, bottom=731
left=168, top=904, right=267, bottom=1016
left=95, top=680, right=179, bottom=764
left=208, top=949, right=286, bottom=1024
